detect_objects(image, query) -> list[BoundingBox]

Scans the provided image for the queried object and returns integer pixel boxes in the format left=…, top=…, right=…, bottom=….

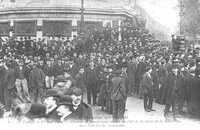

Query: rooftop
left=0, top=0, right=135, bottom=10
left=0, top=0, right=137, bottom=17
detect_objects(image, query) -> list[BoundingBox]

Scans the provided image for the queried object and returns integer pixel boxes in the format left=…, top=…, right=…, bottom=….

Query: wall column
left=110, top=20, right=113, bottom=28
left=36, top=19, right=43, bottom=40
left=118, top=20, right=122, bottom=41
left=71, top=19, right=78, bottom=39
left=9, top=19, right=14, bottom=37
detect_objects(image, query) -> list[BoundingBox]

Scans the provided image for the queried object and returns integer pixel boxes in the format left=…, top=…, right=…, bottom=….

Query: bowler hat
left=45, top=89, right=59, bottom=97
left=68, top=87, right=83, bottom=96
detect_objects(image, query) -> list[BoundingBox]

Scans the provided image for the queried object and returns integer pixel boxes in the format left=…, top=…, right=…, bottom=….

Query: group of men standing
left=140, top=56, right=200, bottom=121
left=1, top=17, right=200, bottom=123
left=0, top=58, right=46, bottom=109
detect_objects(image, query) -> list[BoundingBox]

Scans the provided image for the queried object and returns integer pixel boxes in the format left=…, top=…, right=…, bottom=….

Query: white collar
left=46, top=105, right=57, bottom=114
left=147, top=72, right=151, bottom=77
left=60, top=111, right=72, bottom=122
left=73, top=105, right=78, bottom=110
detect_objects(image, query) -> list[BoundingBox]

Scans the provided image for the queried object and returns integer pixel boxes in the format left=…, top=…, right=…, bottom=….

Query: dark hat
left=113, top=69, right=122, bottom=75
left=45, top=89, right=59, bottom=97
left=68, top=87, right=83, bottom=96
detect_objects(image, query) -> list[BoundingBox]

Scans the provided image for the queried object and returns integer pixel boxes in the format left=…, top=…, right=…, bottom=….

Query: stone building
left=0, top=0, right=139, bottom=39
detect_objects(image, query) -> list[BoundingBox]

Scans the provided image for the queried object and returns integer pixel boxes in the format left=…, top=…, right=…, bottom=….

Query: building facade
left=0, top=0, right=138, bottom=39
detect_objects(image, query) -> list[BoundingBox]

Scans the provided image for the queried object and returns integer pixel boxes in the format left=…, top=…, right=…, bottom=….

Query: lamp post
left=179, top=0, right=184, bottom=35
left=80, top=0, right=84, bottom=34
left=134, top=0, right=137, bottom=8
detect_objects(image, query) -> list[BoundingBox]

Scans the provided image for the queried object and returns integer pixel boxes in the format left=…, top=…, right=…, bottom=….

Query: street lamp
left=80, top=0, right=84, bottom=34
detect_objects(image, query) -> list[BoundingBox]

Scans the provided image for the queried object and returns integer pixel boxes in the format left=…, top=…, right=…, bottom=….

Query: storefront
left=0, top=6, right=137, bottom=39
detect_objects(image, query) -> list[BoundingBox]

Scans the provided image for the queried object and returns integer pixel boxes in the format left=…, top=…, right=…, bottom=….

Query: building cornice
left=0, top=6, right=135, bottom=18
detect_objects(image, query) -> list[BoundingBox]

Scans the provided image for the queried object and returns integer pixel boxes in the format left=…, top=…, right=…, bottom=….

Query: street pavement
left=91, top=96, right=200, bottom=124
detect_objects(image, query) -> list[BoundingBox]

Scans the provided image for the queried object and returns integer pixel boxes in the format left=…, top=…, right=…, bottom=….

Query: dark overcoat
left=165, top=72, right=182, bottom=105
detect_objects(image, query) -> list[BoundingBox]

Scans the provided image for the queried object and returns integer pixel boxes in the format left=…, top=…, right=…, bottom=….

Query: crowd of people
left=0, top=18, right=200, bottom=122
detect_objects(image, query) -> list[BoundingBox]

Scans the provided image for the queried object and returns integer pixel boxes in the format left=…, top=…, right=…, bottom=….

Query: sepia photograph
left=0, top=0, right=200, bottom=128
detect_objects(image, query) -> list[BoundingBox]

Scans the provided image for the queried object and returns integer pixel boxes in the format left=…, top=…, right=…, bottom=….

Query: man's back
left=141, top=72, right=153, bottom=89
left=111, top=76, right=126, bottom=101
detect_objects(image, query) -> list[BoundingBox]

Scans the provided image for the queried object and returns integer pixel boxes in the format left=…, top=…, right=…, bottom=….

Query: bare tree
left=182, top=0, right=200, bottom=39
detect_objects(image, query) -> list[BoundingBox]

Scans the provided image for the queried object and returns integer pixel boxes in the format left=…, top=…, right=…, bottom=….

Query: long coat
left=75, top=73, right=86, bottom=91
left=111, top=76, right=127, bottom=101
left=141, top=72, right=154, bottom=95
left=188, top=76, right=200, bottom=116
left=28, top=67, right=45, bottom=90
left=151, top=69, right=159, bottom=91
left=165, top=72, right=182, bottom=105
left=53, top=64, right=64, bottom=77
left=98, top=81, right=107, bottom=106
left=0, top=67, right=7, bottom=104
left=3, top=68, right=16, bottom=108
left=136, top=61, right=147, bottom=79
left=127, top=61, right=137, bottom=89
left=43, top=65, right=54, bottom=77
left=85, top=68, right=98, bottom=87
left=158, top=66, right=169, bottom=104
